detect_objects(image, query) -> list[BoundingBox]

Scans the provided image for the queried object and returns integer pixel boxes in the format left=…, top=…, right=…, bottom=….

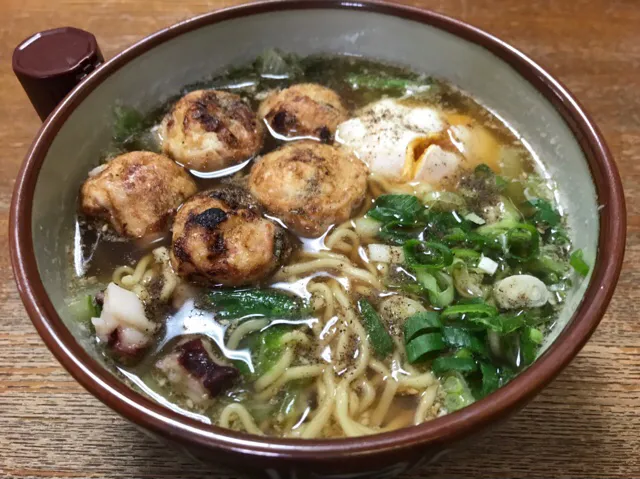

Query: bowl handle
left=12, top=27, right=104, bottom=121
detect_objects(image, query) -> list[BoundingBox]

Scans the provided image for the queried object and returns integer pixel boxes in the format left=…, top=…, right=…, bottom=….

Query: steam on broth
left=69, top=52, right=589, bottom=438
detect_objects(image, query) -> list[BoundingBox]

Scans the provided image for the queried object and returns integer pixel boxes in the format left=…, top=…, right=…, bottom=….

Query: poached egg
left=336, top=98, right=501, bottom=187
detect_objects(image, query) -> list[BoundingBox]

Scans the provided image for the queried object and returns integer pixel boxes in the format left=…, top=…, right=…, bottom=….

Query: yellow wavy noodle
left=219, top=404, right=264, bottom=436
left=112, top=247, right=179, bottom=302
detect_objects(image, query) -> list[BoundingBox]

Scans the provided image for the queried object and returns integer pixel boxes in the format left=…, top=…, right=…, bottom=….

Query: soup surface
left=68, top=52, right=589, bottom=438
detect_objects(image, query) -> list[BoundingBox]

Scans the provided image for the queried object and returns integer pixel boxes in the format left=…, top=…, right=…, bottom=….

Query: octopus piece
left=156, top=337, right=239, bottom=406
left=161, top=89, right=264, bottom=172
left=171, top=185, right=290, bottom=286
left=91, top=282, right=158, bottom=358
left=378, top=295, right=427, bottom=336
left=258, top=83, right=349, bottom=141
left=248, top=141, right=368, bottom=237
left=80, top=151, right=197, bottom=238
left=493, top=275, right=549, bottom=310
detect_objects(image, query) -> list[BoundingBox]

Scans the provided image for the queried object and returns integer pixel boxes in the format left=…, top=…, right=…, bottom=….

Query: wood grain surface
left=0, top=1, right=638, bottom=478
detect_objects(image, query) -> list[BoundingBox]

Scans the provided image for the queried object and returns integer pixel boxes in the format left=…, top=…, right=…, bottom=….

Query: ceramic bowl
left=10, top=1, right=625, bottom=477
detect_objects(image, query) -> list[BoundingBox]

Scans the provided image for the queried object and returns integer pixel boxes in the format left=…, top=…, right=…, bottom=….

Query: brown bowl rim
left=9, top=0, right=626, bottom=462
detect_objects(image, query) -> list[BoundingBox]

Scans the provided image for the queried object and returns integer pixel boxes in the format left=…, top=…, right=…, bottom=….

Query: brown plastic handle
left=12, top=27, right=104, bottom=121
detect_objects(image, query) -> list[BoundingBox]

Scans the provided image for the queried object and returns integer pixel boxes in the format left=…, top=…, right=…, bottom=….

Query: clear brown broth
left=70, top=53, right=556, bottom=437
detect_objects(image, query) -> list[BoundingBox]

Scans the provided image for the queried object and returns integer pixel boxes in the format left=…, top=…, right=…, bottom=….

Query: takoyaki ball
left=80, top=151, right=197, bottom=238
left=248, top=141, right=368, bottom=238
left=170, top=186, right=289, bottom=286
left=161, top=90, right=264, bottom=172
left=258, top=83, right=349, bottom=141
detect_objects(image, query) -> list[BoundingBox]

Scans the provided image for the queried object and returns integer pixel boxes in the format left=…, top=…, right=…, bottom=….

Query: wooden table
left=1, top=1, right=638, bottom=478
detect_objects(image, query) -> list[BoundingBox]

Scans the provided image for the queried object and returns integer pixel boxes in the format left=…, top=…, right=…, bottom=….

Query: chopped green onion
left=527, top=327, right=544, bottom=345
left=405, top=333, right=446, bottom=363
left=451, top=260, right=485, bottom=299
left=357, top=299, right=394, bottom=359
left=404, top=240, right=454, bottom=272
left=378, top=221, right=422, bottom=245
left=403, top=312, right=442, bottom=342
left=505, top=223, right=540, bottom=260
left=441, top=327, right=489, bottom=357
left=525, top=253, right=569, bottom=282
left=451, top=248, right=481, bottom=261
left=415, top=270, right=455, bottom=308
left=442, top=373, right=475, bottom=412
left=570, top=249, right=590, bottom=276
left=422, top=191, right=467, bottom=212
left=453, top=348, right=474, bottom=359
left=441, top=303, right=499, bottom=321
left=432, top=356, right=478, bottom=375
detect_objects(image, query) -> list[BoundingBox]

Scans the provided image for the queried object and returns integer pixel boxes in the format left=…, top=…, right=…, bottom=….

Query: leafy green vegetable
left=570, top=249, right=590, bottom=276
left=206, top=289, right=309, bottom=320
left=234, top=324, right=292, bottom=377
left=496, top=314, right=528, bottom=335
left=405, top=333, right=446, bottom=363
left=277, top=380, right=311, bottom=419
left=442, top=373, right=475, bottom=412
left=368, top=195, right=423, bottom=224
left=526, top=198, right=561, bottom=227
left=346, top=73, right=431, bottom=91
left=519, top=327, right=540, bottom=366
left=357, top=299, right=394, bottom=359
left=404, top=311, right=442, bottom=342
left=68, top=295, right=100, bottom=324
left=546, top=226, right=571, bottom=247
left=422, top=211, right=471, bottom=240
left=479, top=362, right=514, bottom=397
left=255, top=325, right=290, bottom=375
left=255, top=49, right=303, bottom=79
left=113, top=105, right=146, bottom=144
left=110, top=105, right=161, bottom=152
left=432, top=356, right=478, bottom=375
left=473, top=164, right=507, bottom=191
